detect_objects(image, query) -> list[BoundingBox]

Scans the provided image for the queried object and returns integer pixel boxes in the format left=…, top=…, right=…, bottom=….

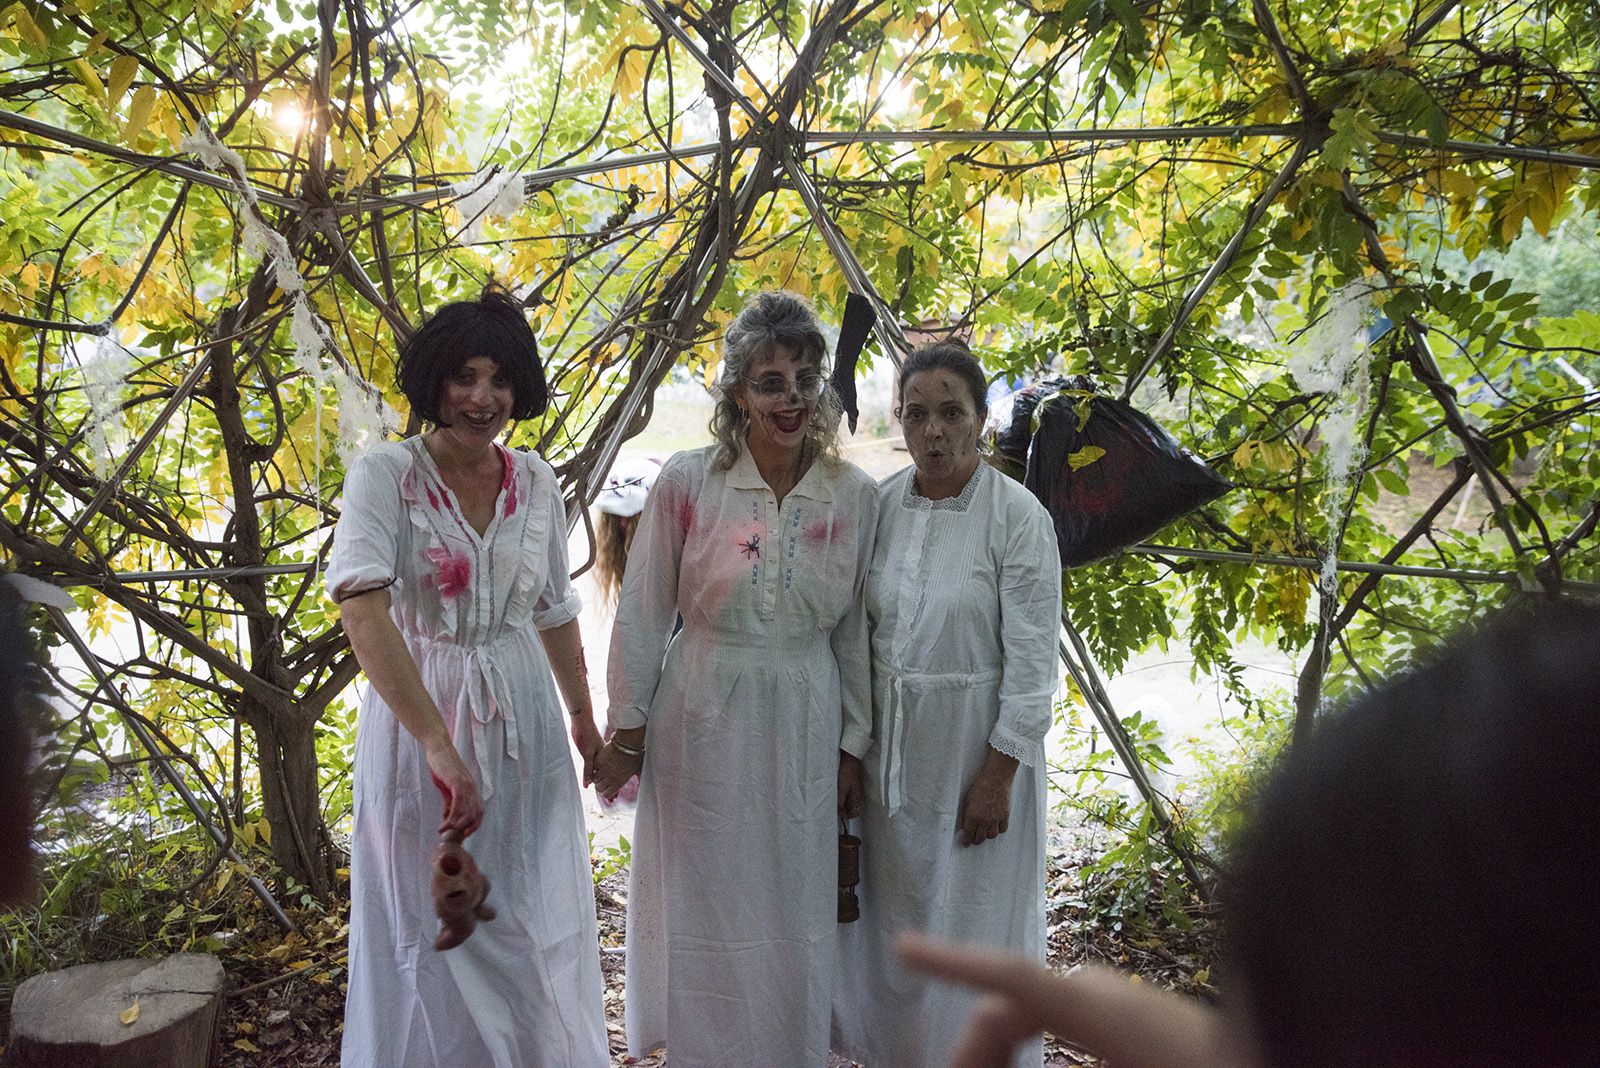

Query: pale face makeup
left=737, top=344, right=821, bottom=458
left=899, top=368, right=984, bottom=499
left=436, top=355, right=513, bottom=448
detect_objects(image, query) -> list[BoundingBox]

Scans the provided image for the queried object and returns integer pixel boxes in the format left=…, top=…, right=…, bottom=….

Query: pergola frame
left=1, top=0, right=1596, bottom=907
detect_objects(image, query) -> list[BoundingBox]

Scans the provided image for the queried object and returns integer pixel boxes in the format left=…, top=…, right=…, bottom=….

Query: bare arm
left=340, top=589, right=483, bottom=836
left=538, top=617, right=603, bottom=784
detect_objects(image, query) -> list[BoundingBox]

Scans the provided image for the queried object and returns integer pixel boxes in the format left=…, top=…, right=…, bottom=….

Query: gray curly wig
left=709, top=290, right=843, bottom=471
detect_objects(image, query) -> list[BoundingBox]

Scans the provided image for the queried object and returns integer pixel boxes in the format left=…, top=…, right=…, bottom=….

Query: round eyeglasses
left=745, top=372, right=827, bottom=400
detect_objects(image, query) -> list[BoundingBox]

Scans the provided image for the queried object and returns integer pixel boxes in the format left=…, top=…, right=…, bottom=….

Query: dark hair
left=397, top=284, right=548, bottom=426
left=898, top=340, right=988, bottom=415
left=1225, top=599, right=1600, bottom=1068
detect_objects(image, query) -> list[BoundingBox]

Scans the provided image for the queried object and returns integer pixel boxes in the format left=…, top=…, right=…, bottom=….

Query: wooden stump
left=10, top=953, right=226, bottom=1068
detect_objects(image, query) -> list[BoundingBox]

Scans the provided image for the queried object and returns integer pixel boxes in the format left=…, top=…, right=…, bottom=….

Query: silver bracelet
left=610, top=735, right=646, bottom=758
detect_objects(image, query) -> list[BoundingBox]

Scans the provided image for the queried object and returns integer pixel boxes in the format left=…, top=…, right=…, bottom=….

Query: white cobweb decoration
left=79, top=332, right=134, bottom=479
left=452, top=168, right=526, bottom=245
left=181, top=125, right=399, bottom=474
left=1287, top=285, right=1376, bottom=598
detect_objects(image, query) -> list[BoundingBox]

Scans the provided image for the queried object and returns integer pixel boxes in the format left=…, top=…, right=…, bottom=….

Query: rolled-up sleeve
left=988, top=499, right=1062, bottom=767
left=832, top=477, right=879, bottom=758
left=531, top=461, right=583, bottom=629
left=326, top=447, right=404, bottom=603
left=605, top=459, right=692, bottom=731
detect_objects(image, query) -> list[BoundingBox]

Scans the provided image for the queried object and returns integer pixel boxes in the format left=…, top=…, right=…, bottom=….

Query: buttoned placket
left=415, top=441, right=522, bottom=792
left=755, top=487, right=783, bottom=622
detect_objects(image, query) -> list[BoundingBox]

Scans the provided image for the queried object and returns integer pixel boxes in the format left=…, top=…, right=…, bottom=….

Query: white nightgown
left=834, top=463, right=1062, bottom=1068
left=608, top=443, right=878, bottom=1067
left=327, top=436, right=608, bottom=1068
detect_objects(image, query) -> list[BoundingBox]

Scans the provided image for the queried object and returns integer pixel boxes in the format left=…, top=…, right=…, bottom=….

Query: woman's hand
left=425, top=738, right=484, bottom=838
left=958, top=748, right=1018, bottom=847
left=570, top=711, right=604, bottom=786
left=592, top=727, right=645, bottom=802
left=838, top=751, right=864, bottom=821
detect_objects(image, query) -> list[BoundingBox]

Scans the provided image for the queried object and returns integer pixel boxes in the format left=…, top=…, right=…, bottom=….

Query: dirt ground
left=205, top=843, right=1211, bottom=1067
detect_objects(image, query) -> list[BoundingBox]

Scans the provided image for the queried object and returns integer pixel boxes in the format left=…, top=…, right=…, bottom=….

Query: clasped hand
left=591, top=729, right=645, bottom=801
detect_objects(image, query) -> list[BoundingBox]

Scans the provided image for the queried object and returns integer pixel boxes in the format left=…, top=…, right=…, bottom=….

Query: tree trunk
left=248, top=703, right=335, bottom=895
left=1293, top=614, right=1331, bottom=744
left=10, top=954, right=226, bottom=1068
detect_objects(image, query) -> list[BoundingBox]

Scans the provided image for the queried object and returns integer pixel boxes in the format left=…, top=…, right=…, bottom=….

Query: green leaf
left=1375, top=469, right=1408, bottom=496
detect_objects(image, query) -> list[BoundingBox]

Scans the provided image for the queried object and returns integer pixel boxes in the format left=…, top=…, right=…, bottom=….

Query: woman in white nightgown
left=592, top=291, right=878, bottom=1067
left=834, top=341, right=1062, bottom=1068
left=328, top=287, right=608, bottom=1068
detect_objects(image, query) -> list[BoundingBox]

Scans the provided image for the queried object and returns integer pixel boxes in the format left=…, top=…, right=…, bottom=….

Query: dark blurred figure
left=902, top=599, right=1600, bottom=1068
left=1227, top=596, right=1600, bottom=1068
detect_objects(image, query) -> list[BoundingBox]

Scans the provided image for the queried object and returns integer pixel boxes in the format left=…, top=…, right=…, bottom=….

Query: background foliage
left=0, top=0, right=1596, bottom=961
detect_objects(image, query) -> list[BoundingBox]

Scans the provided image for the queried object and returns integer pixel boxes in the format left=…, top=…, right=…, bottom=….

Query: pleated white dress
left=608, top=444, right=878, bottom=1067
left=327, top=437, right=609, bottom=1068
left=834, top=463, right=1061, bottom=1068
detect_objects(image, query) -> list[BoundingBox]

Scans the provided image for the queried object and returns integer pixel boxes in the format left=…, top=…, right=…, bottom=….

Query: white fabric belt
left=412, top=632, right=526, bottom=801
left=877, top=666, right=1002, bottom=817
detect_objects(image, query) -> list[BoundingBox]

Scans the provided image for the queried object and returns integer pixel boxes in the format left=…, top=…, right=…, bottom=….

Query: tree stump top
left=11, top=953, right=226, bottom=1068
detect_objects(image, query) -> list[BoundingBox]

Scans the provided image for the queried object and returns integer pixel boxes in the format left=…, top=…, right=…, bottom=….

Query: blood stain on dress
left=803, top=514, right=849, bottom=547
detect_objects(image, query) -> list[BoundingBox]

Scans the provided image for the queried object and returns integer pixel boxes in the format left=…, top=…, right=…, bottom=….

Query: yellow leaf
left=1438, top=169, right=1477, bottom=201
left=1523, top=164, right=1565, bottom=236
left=72, top=59, right=107, bottom=106
left=236, top=1021, right=257, bottom=1034
left=108, top=54, right=138, bottom=108
left=1232, top=441, right=1256, bottom=469
left=233, top=1039, right=261, bottom=1053
left=1067, top=445, right=1106, bottom=470
left=123, top=84, right=157, bottom=145
left=120, top=1000, right=141, bottom=1026
left=1498, top=191, right=1526, bottom=244
left=613, top=46, right=645, bottom=101
left=158, top=97, right=186, bottom=149
left=1261, top=441, right=1298, bottom=472
left=1254, top=83, right=1291, bottom=123
left=257, top=817, right=271, bottom=845
left=8, top=4, right=48, bottom=49
left=702, top=358, right=718, bottom=390
left=924, top=142, right=956, bottom=187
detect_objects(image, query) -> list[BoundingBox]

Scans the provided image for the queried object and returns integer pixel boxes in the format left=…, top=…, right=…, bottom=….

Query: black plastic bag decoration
left=1020, top=380, right=1232, bottom=568
left=991, top=376, right=1070, bottom=466
left=829, top=292, right=876, bottom=434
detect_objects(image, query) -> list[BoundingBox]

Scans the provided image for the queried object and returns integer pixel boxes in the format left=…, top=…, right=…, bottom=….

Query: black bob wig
left=397, top=284, right=549, bottom=426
